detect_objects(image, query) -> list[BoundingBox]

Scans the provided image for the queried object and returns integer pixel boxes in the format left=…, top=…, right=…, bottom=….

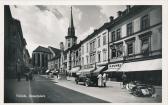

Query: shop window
left=141, top=15, right=150, bottom=30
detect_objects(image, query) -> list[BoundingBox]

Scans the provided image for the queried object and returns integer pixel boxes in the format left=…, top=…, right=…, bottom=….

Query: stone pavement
left=42, top=75, right=162, bottom=103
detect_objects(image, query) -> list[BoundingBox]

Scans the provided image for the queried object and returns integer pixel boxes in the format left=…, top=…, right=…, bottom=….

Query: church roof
left=33, top=46, right=51, bottom=53
left=49, top=46, right=61, bottom=55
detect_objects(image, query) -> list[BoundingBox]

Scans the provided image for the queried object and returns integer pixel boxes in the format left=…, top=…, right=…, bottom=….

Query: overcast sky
left=10, top=5, right=126, bottom=57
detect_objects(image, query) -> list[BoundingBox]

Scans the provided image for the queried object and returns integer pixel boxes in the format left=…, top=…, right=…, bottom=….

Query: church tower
left=65, top=6, right=77, bottom=50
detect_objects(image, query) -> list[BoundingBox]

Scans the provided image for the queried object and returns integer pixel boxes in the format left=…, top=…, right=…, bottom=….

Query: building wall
left=108, top=6, right=162, bottom=63
left=96, top=29, right=108, bottom=66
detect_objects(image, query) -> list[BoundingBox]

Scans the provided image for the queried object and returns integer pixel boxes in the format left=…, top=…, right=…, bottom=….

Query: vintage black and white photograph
left=4, top=5, right=162, bottom=103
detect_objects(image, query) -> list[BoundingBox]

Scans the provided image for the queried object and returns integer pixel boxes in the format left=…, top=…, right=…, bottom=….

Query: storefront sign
left=108, top=63, right=122, bottom=69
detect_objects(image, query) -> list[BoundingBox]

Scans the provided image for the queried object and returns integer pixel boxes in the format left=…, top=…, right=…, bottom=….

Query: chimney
left=126, top=5, right=131, bottom=13
left=117, top=11, right=122, bottom=17
left=109, top=16, right=114, bottom=22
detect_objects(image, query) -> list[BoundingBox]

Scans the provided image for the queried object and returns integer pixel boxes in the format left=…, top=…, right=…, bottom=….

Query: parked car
left=75, top=73, right=98, bottom=87
left=126, top=81, right=155, bottom=97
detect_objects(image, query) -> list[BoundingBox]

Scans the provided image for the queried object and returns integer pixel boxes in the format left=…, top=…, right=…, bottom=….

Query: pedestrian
left=97, top=73, right=103, bottom=87
left=103, top=73, right=107, bottom=87
left=122, top=72, right=127, bottom=89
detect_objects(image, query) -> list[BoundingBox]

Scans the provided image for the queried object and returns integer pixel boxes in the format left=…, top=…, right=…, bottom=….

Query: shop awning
left=70, top=67, right=80, bottom=73
left=77, top=68, right=95, bottom=75
left=119, top=58, right=162, bottom=72
left=93, top=66, right=105, bottom=74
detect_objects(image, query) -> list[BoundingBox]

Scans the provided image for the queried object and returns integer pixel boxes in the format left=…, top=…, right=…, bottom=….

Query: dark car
left=126, top=81, right=155, bottom=97
left=75, top=73, right=98, bottom=87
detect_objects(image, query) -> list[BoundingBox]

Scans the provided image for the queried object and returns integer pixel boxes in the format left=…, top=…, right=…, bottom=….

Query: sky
left=10, top=5, right=126, bottom=57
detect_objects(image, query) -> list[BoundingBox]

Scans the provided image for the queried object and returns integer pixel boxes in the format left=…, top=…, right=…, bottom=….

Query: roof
left=49, top=46, right=61, bottom=55
left=107, top=5, right=153, bottom=29
left=33, top=46, right=51, bottom=53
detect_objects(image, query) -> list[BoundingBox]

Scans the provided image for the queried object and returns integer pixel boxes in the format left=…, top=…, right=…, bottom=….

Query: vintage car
left=126, top=81, right=155, bottom=97
left=75, top=73, right=98, bottom=87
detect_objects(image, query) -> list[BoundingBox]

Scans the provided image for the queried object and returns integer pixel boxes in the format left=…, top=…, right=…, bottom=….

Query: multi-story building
left=105, top=5, right=162, bottom=85
left=79, top=23, right=110, bottom=75
left=4, top=5, right=28, bottom=78
left=48, top=47, right=61, bottom=72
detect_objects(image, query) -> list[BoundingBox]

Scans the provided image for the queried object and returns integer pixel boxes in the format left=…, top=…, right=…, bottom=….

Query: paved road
left=4, top=75, right=108, bottom=103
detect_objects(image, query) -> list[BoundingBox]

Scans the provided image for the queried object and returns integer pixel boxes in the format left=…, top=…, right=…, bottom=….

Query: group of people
left=97, top=73, right=107, bottom=87
left=97, top=72, right=127, bottom=88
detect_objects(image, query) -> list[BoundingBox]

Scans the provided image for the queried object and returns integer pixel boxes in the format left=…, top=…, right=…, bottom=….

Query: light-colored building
left=79, top=23, right=110, bottom=75
left=106, top=5, right=162, bottom=85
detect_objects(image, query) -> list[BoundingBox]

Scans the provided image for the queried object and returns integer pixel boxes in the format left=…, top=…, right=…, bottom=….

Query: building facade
left=4, top=5, right=29, bottom=78
left=48, top=47, right=61, bottom=72
left=106, top=5, right=162, bottom=85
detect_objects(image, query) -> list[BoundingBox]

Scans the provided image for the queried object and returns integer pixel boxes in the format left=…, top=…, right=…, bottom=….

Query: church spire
left=70, top=6, right=74, bottom=28
left=68, top=6, right=75, bottom=36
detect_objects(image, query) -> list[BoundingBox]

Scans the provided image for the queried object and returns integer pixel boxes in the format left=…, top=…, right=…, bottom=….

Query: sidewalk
left=4, top=78, right=33, bottom=103
left=43, top=75, right=162, bottom=103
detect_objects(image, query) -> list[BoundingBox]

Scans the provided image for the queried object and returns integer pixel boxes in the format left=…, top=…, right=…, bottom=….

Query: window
left=103, top=51, right=107, bottom=61
left=141, top=37, right=150, bottom=56
left=82, top=46, right=84, bottom=55
left=82, top=57, right=84, bottom=66
left=116, top=29, right=121, bottom=40
left=127, top=22, right=133, bottom=36
left=141, top=15, right=150, bottom=30
left=86, top=56, right=89, bottom=64
left=98, top=37, right=100, bottom=47
left=116, top=44, right=123, bottom=57
left=87, top=43, right=89, bottom=52
left=103, top=35, right=106, bottom=45
left=127, top=43, right=134, bottom=55
left=68, top=39, right=71, bottom=48
left=112, top=49, right=116, bottom=58
left=98, top=53, right=101, bottom=62
left=111, top=31, right=116, bottom=42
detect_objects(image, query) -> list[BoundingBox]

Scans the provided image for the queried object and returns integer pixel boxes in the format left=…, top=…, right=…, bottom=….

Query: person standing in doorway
left=97, top=73, right=103, bottom=87
left=103, top=73, right=107, bottom=87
